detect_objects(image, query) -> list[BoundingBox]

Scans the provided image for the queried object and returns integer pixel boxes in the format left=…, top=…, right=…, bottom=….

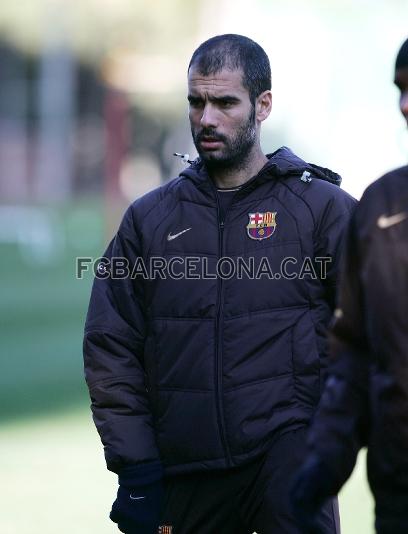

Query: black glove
left=290, top=454, right=338, bottom=533
left=110, top=461, right=164, bottom=534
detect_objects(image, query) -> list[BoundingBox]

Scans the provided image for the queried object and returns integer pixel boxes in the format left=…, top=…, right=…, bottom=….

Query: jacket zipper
left=211, top=172, right=297, bottom=465
left=214, top=191, right=233, bottom=466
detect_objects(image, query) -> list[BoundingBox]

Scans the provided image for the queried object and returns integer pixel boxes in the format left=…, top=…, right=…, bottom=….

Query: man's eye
left=189, top=99, right=203, bottom=108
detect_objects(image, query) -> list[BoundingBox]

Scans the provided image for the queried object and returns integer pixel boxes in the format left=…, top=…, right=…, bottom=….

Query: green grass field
left=0, top=201, right=105, bottom=420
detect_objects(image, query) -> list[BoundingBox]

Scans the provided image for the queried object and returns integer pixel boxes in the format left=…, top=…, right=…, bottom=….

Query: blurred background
left=1, top=0, right=407, bottom=532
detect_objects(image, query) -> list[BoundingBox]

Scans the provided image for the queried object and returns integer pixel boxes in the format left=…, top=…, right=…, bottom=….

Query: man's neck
left=207, top=148, right=268, bottom=189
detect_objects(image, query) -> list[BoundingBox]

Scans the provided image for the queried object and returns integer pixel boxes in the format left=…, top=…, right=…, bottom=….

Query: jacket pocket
left=291, top=308, right=320, bottom=406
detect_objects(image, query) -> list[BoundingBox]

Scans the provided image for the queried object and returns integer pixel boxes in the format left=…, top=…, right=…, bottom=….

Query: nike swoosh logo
left=130, top=494, right=146, bottom=500
left=377, top=212, right=407, bottom=229
left=167, top=227, right=191, bottom=241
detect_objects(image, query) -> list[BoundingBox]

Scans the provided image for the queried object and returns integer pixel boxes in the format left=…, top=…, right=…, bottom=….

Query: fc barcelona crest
left=246, top=211, right=277, bottom=240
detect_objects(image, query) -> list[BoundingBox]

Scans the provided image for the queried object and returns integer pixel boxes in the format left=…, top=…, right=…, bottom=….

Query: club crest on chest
left=246, top=211, right=277, bottom=240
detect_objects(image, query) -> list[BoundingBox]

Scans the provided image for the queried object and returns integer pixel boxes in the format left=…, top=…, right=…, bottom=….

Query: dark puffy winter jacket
left=305, top=166, right=408, bottom=518
left=83, top=146, right=356, bottom=475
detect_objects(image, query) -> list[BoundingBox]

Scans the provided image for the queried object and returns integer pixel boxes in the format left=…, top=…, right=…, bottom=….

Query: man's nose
left=400, top=91, right=408, bottom=118
left=200, top=103, right=218, bottom=129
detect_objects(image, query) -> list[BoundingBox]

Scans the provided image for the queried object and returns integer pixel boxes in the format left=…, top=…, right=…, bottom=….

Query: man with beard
left=291, top=37, right=408, bottom=534
left=83, top=34, right=355, bottom=533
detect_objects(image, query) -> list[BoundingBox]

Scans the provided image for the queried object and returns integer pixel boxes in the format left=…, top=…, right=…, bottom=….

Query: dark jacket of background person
left=83, top=146, right=356, bottom=476
left=305, top=166, right=408, bottom=526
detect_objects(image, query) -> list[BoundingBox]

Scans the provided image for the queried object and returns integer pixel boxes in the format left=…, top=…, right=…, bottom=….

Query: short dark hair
left=188, top=34, right=271, bottom=104
left=396, top=37, right=408, bottom=70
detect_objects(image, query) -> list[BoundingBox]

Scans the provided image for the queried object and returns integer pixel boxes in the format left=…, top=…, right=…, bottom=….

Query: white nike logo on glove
left=377, top=212, right=407, bottom=229
left=167, top=227, right=191, bottom=241
left=129, top=494, right=146, bottom=500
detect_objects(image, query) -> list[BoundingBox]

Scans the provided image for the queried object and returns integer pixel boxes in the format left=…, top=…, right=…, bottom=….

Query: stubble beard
left=192, top=106, right=257, bottom=173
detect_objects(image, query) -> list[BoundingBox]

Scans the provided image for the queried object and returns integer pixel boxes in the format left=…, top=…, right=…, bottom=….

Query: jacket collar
left=179, top=146, right=341, bottom=191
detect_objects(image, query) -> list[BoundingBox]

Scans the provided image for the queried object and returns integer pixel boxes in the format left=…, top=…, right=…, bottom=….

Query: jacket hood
left=179, top=146, right=342, bottom=187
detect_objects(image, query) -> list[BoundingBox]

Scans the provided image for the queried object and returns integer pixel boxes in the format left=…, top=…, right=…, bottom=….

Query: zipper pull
left=173, top=152, right=194, bottom=164
left=300, top=170, right=312, bottom=183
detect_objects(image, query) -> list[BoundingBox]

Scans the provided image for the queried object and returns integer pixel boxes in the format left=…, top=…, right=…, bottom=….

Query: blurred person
left=83, top=34, right=355, bottom=534
left=291, top=37, right=408, bottom=534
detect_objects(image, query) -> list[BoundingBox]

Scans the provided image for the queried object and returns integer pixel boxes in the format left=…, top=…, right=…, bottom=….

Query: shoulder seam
left=279, top=179, right=316, bottom=227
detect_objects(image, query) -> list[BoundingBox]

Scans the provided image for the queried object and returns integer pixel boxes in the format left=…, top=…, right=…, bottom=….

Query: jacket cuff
left=118, top=460, right=164, bottom=488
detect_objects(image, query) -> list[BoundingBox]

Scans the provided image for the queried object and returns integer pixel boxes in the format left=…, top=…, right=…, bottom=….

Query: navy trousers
left=160, top=428, right=340, bottom=533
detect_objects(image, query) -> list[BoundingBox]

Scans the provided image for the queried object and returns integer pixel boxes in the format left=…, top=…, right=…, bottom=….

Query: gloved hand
left=290, top=454, right=338, bottom=533
left=110, top=461, right=164, bottom=534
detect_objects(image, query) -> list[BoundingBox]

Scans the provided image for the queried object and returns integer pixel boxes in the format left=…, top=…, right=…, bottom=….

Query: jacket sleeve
left=313, top=190, right=357, bottom=311
left=83, top=206, right=160, bottom=473
left=307, top=210, right=370, bottom=492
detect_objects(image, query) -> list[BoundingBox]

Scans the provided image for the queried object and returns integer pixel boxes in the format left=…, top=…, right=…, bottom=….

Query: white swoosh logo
left=130, top=494, right=146, bottom=500
left=167, top=227, right=191, bottom=241
left=377, top=212, right=407, bottom=229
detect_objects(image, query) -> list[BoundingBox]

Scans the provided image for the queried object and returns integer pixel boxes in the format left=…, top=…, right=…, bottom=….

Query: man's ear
left=256, top=90, right=272, bottom=122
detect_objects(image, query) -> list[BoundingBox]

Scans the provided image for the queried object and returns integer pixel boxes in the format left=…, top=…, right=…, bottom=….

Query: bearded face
left=188, top=67, right=258, bottom=172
